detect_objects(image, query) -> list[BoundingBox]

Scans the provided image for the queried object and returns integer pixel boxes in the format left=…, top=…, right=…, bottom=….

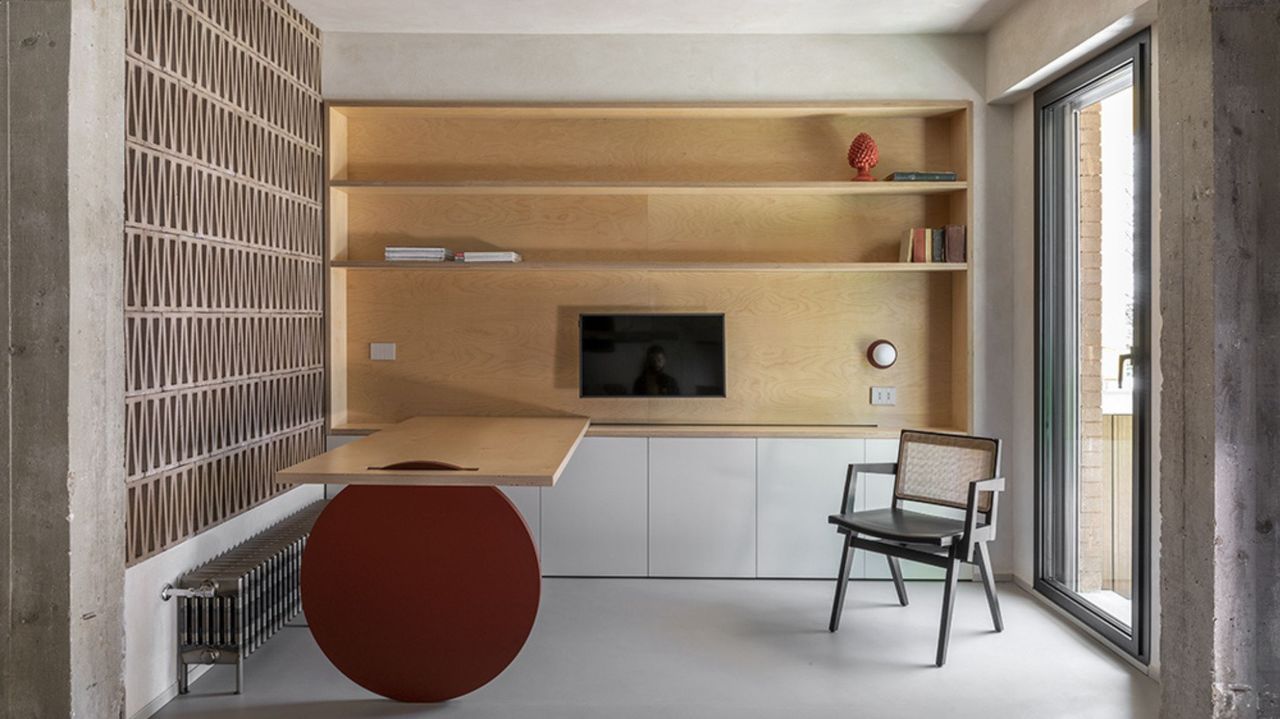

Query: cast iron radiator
left=162, top=500, right=328, bottom=695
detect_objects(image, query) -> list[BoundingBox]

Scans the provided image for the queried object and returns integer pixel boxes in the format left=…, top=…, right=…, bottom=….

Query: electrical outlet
left=370, top=342, right=397, bottom=361
left=870, top=386, right=897, bottom=406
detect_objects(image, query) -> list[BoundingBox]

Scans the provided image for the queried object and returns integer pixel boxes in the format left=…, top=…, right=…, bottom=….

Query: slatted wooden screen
left=124, top=0, right=325, bottom=565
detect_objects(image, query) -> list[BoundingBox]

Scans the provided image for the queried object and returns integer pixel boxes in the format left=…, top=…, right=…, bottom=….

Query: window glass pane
left=1075, top=83, right=1134, bottom=627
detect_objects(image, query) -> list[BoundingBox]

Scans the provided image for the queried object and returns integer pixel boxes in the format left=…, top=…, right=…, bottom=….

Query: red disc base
left=302, top=485, right=540, bottom=702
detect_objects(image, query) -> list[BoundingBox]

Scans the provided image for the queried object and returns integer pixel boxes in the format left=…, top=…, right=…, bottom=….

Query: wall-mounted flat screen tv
left=579, top=313, right=726, bottom=398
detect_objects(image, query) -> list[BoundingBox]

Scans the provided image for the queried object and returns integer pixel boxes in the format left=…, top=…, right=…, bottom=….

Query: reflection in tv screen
left=579, top=314, right=726, bottom=398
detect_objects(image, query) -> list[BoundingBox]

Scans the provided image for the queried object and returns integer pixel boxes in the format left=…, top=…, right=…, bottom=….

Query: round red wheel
left=302, top=485, right=540, bottom=702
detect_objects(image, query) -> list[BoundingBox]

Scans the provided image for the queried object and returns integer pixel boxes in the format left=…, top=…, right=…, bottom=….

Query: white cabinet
left=858, top=438, right=902, bottom=515
left=540, top=437, right=648, bottom=576
left=756, top=439, right=864, bottom=579
left=500, top=486, right=541, bottom=551
left=648, top=438, right=757, bottom=577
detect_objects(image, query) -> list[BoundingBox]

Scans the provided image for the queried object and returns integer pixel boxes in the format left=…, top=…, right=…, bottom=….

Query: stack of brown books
left=900, top=225, right=966, bottom=263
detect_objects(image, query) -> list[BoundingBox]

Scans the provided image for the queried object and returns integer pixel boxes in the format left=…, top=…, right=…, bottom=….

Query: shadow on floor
left=160, top=699, right=449, bottom=719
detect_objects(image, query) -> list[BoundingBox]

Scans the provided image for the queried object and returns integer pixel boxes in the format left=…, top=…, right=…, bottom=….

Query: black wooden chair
left=827, top=430, right=1004, bottom=667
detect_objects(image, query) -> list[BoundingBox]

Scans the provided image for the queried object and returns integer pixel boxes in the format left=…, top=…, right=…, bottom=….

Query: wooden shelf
left=330, top=180, right=967, bottom=196
left=328, top=422, right=965, bottom=440
left=585, top=423, right=963, bottom=439
left=330, top=260, right=968, bottom=272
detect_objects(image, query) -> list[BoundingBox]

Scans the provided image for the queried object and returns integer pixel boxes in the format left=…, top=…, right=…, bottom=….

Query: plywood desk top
left=278, top=416, right=590, bottom=487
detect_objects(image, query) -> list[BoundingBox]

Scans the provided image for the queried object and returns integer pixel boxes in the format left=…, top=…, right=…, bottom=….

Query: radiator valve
left=160, top=581, right=217, bottom=601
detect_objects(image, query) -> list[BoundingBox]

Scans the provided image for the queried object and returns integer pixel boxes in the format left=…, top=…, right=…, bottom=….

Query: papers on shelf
left=384, top=247, right=454, bottom=262
left=455, top=251, right=523, bottom=263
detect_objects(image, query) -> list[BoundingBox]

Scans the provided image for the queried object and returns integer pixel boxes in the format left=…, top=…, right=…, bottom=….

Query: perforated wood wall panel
left=124, top=0, right=324, bottom=565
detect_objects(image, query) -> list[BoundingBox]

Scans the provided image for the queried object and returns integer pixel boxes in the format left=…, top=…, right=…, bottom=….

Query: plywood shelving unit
left=326, top=102, right=974, bottom=434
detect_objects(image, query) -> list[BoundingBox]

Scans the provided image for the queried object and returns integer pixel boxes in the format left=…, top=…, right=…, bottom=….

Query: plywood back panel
left=341, top=192, right=955, bottom=263
left=340, top=113, right=965, bottom=183
left=343, top=270, right=957, bottom=427
left=124, top=0, right=325, bottom=565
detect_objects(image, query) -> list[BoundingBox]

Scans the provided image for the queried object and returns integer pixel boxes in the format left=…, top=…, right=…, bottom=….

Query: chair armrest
left=964, top=476, right=1005, bottom=516
left=962, top=477, right=1005, bottom=556
left=839, top=462, right=899, bottom=514
left=968, top=476, right=1005, bottom=495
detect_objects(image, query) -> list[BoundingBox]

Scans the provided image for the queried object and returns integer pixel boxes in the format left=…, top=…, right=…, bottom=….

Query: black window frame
left=1033, top=29, right=1152, bottom=663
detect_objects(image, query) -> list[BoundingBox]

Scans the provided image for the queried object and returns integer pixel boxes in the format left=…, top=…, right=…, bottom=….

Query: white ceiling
left=291, top=0, right=1023, bottom=35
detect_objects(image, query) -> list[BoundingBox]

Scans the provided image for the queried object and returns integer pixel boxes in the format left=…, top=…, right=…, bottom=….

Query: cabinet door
left=757, top=438, right=864, bottom=578
left=860, top=438, right=949, bottom=580
left=648, top=438, right=757, bottom=577
left=500, top=486, right=541, bottom=552
left=540, top=437, right=648, bottom=576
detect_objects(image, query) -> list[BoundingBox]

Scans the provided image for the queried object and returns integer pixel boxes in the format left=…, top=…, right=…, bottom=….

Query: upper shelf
left=329, top=101, right=971, bottom=119
left=329, top=180, right=968, bottom=196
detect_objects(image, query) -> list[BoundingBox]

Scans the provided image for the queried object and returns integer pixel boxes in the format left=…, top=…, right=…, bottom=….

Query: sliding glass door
left=1034, top=31, right=1151, bottom=661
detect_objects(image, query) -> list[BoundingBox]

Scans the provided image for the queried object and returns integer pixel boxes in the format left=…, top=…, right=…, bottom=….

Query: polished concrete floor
left=155, top=579, right=1158, bottom=719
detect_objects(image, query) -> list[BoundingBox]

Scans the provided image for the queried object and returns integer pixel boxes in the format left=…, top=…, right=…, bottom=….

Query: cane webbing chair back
left=894, top=431, right=1000, bottom=512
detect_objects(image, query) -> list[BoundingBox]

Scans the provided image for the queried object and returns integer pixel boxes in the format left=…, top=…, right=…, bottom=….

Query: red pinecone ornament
left=847, top=132, right=879, bottom=181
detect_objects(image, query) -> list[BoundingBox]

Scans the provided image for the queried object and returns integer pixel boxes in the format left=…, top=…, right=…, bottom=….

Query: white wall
left=327, top=33, right=983, bottom=102
left=124, top=485, right=324, bottom=719
left=322, top=32, right=1018, bottom=575
left=1010, top=96, right=1036, bottom=585
left=986, top=0, right=1155, bottom=102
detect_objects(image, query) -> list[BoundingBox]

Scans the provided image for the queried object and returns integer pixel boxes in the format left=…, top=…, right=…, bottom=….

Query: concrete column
left=1159, top=0, right=1280, bottom=717
left=0, top=1, right=126, bottom=717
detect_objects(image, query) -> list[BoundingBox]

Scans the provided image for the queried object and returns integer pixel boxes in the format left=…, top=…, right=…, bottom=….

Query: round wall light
left=867, top=340, right=898, bottom=369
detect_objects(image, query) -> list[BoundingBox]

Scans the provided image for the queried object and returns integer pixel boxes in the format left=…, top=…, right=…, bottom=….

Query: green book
left=885, top=171, right=958, bottom=182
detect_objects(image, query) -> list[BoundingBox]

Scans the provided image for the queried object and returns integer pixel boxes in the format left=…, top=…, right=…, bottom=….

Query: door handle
left=1117, top=352, right=1133, bottom=388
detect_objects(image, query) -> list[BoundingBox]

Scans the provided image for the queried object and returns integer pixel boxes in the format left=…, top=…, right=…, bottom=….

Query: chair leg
left=936, top=556, right=961, bottom=667
left=974, top=542, right=1004, bottom=632
left=828, top=533, right=856, bottom=632
left=886, top=556, right=909, bottom=606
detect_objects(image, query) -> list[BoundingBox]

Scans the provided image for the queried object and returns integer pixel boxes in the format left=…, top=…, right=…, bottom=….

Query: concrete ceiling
left=291, top=0, right=1024, bottom=35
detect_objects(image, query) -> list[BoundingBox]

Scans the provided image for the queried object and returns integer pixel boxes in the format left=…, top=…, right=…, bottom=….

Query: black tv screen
left=579, top=314, right=726, bottom=398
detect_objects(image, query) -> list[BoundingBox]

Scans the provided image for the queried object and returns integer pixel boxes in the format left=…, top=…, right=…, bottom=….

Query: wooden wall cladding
left=340, top=192, right=956, bottom=264
left=329, top=103, right=974, bottom=432
left=124, top=0, right=324, bottom=565
left=343, top=269, right=959, bottom=428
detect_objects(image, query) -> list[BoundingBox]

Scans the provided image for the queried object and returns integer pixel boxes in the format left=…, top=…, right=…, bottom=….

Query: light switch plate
left=870, top=386, right=897, bottom=406
left=370, top=342, right=397, bottom=361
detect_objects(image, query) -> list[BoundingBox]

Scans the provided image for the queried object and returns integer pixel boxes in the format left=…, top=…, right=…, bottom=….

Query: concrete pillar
left=0, top=0, right=126, bottom=717
left=1159, top=0, right=1280, bottom=717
